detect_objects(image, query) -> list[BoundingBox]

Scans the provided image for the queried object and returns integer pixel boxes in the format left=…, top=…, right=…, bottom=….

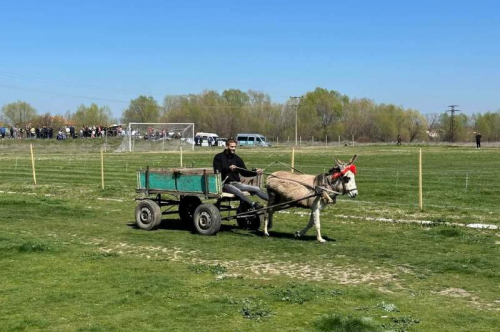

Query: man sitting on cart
left=213, top=138, right=268, bottom=210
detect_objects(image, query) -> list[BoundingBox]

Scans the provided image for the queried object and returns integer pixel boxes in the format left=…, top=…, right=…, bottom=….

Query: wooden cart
left=135, top=167, right=264, bottom=235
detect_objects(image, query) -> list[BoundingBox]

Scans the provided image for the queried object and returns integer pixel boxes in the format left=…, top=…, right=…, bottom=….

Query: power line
left=0, top=70, right=304, bottom=103
left=0, top=83, right=130, bottom=104
left=0, top=70, right=138, bottom=95
left=0, top=83, right=291, bottom=109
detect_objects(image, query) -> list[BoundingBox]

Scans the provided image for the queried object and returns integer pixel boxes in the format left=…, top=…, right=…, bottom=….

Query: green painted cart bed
left=135, top=167, right=263, bottom=235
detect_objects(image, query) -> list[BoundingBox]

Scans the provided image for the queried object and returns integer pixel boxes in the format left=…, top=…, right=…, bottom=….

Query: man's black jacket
left=213, top=151, right=254, bottom=183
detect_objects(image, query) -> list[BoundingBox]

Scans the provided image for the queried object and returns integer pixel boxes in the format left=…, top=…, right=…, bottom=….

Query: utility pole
left=446, top=105, right=461, bottom=142
left=290, top=96, right=301, bottom=146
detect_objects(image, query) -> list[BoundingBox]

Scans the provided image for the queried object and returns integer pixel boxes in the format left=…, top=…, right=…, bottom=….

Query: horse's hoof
left=318, top=238, right=327, bottom=243
left=264, top=232, right=270, bottom=237
left=294, top=231, right=301, bottom=238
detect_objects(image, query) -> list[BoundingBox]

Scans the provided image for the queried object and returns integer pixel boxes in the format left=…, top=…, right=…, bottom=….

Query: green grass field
left=1, top=139, right=499, bottom=332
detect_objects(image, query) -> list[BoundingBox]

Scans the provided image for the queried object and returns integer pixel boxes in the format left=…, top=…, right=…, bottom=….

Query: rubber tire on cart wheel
left=135, top=199, right=162, bottom=230
left=179, top=196, right=202, bottom=224
left=236, top=204, right=262, bottom=230
left=192, top=203, right=221, bottom=235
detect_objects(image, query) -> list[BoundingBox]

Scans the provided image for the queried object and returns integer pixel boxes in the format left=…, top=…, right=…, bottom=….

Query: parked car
left=195, top=132, right=219, bottom=146
left=236, top=133, right=270, bottom=147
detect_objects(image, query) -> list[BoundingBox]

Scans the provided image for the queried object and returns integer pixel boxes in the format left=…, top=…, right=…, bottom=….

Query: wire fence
left=1, top=140, right=499, bottom=223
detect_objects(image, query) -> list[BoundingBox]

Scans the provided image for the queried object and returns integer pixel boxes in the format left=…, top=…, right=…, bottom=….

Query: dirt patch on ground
left=438, top=288, right=472, bottom=298
left=83, top=237, right=394, bottom=284
left=437, top=288, right=500, bottom=311
left=49, top=231, right=498, bottom=311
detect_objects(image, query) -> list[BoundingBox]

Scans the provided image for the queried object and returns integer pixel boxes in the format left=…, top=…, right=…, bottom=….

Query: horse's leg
left=264, top=208, right=273, bottom=237
left=313, top=202, right=326, bottom=243
left=295, top=197, right=319, bottom=238
left=267, top=189, right=277, bottom=230
left=264, top=189, right=276, bottom=237
left=295, top=212, right=314, bottom=238
left=264, top=211, right=272, bottom=237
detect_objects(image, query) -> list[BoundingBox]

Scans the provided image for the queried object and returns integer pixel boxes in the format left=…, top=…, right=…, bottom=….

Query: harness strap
left=223, top=192, right=319, bottom=219
left=268, top=173, right=343, bottom=195
left=261, top=160, right=305, bottom=174
left=231, top=166, right=346, bottom=196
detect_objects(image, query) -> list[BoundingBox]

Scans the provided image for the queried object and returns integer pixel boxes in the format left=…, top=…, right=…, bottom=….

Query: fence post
left=419, top=148, right=423, bottom=211
left=101, top=148, right=105, bottom=189
left=30, top=144, right=37, bottom=185
left=338, top=135, right=340, bottom=147
left=326, top=135, right=328, bottom=147
left=291, top=148, right=295, bottom=173
left=465, top=172, right=469, bottom=192
left=180, top=147, right=183, bottom=167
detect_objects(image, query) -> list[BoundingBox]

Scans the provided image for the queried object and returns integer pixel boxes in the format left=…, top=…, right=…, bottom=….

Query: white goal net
left=116, top=123, right=194, bottom=152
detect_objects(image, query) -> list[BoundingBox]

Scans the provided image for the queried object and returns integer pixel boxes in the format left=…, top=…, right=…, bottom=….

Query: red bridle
left=332, top=164, right=357, bottom=179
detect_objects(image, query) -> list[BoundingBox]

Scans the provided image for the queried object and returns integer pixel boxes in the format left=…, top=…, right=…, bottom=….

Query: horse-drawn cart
left=135, top=167, right=264, bottom=235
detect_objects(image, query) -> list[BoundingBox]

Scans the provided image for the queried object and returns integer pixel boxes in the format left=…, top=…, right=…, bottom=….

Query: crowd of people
left=0, top=125, right=124, bottom=140
left=141, top=128, right=182, bottom=141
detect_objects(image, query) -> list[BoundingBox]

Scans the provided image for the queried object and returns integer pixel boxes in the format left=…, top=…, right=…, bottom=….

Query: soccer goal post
left=125, top=123, right=194, bottom=152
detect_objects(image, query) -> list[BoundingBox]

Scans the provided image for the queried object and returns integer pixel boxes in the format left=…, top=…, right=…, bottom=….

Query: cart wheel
left=135, top=199, right=162, bottom=230
left=236, top=204, right=262, bottom=230
left=179, top=196, right=202, bottom=224
left=192, top=204, right=221, bottom=235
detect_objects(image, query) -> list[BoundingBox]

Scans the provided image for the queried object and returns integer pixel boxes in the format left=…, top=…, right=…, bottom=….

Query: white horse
left=264, top=155, right=358, bottom=242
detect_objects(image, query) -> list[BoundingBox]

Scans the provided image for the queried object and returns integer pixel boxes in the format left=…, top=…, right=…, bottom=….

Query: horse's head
left=329, top=155, right=358, bottom=198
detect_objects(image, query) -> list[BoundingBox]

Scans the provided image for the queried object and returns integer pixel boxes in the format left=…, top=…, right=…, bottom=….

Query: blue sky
left=0, top=0, right=498, bottom=119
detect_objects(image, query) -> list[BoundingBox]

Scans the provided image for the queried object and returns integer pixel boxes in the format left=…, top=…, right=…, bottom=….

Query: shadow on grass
left=262, top=230, right=336, bottom=242
left=127, top=219, right=336, bottom=242
left=126, top=218, right=189, bottom=232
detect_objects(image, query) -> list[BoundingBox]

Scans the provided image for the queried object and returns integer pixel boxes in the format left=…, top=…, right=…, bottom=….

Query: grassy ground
left=0, top=138, right=499, bottom=332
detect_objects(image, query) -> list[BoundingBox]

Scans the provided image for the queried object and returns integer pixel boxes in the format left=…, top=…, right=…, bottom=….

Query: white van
left=195, top=132, right=219, bottom=146
left=236, top=133, right=270, bottom=147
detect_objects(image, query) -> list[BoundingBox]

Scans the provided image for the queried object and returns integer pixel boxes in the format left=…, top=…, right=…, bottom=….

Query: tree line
left=2, top=87, right=499, bottom=142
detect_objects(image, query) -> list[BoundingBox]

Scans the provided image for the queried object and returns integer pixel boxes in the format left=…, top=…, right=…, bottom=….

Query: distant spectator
left=397, top=134, right=402, bottom=146
left=57, top=129, right=66, bottom=140
left=475, top=132, right=482, bottom=149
